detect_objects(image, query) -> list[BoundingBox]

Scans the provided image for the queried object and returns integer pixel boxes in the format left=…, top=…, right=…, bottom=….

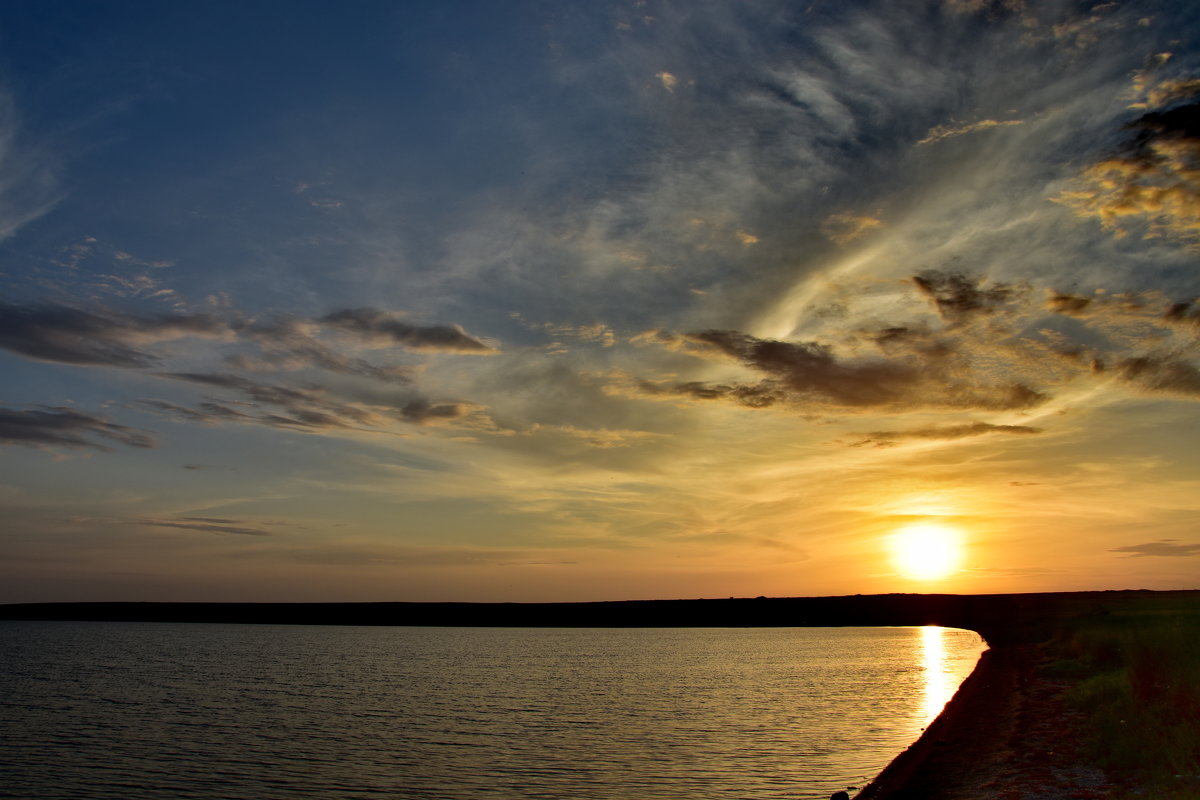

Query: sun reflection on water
left=921, top=625, right=951, bottom=724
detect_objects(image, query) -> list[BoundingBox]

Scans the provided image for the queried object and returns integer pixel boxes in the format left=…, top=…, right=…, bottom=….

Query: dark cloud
left=136, top=518, right=272, bottom=537
left=871, top=326, right=922, bottom=348
left=321, top=308, right=496, bottom=353
left=1132, top=97, right=1200, bottom=145
left=0, top=303, right=227, bottom=367
left=628, top=268, right=1200, bottom=420
left=643, top=327, right=1045, bottom=412
left=1046, top=292, right=1092, bottom=316
left=632, top=270, right=1200, bottom=419
left=851, top=422, right=1042, bottom=447
left=1165, top=298, right=1200, bottom=328
left=912, top=271, right=1013, bottom=321
left=0, top=406, right=156, bottom=451
left=688, top=329, right=925, bottom=407
left=400, top=400, right=469, bottom=424
left=0, top=303, right=489, bottom=382
left=1116, top=356, right=1200, bottom=397
left=633, top=377, right=783, bottom=409
left=1110, top=539, right=1200, bottom=558
left=1143, top=79, right=1200, bottom=110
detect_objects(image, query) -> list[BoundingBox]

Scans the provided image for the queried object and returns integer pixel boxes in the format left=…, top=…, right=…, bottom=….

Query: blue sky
left=2, top=0, right=1200, bottom=602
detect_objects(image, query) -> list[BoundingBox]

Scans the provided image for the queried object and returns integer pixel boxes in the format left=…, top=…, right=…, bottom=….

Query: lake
left=0, top=623, right=984, bottom=799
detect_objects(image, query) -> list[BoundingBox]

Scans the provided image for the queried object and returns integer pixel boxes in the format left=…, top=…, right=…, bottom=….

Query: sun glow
left=889, top=522, right=964, bottom=581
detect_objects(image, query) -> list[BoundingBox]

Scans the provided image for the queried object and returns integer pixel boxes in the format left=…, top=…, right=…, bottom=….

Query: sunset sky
left=2, top=0, right=1199, bottom=603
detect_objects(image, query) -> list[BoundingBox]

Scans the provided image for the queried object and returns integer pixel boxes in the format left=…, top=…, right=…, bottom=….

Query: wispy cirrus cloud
left=143, top=372, right=474, bottom=434
left=136, top=517, right=274, bottom=537
left=154, top=372, right=387, bottom=432
left=0, top=91, right=61, bottom=242
left=821, top=212, right=883, bottom=245
left=850, top=422, right=1042, bottom=448
left=917, top=118, right=1024, bottom=145
left=228, top=317, right=416, bottom=383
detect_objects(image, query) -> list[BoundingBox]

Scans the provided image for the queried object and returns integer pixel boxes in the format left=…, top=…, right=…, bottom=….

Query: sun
left=889, top=522, right=965, bottom=581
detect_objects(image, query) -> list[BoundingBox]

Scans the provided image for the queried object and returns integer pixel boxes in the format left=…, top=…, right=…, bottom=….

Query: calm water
left=0, top=623, right=984, bottom=800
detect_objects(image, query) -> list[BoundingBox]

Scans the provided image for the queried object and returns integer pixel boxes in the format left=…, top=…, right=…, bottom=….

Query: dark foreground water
left=0, top=623, right=983, bottom=800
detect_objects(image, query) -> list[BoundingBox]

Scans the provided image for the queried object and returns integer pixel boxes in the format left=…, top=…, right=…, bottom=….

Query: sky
left=2, top=0, right=1199, bottom=603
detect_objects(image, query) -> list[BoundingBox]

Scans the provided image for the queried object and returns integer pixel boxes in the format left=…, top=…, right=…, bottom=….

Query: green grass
left=1043, top=594, right=1200, bottom=799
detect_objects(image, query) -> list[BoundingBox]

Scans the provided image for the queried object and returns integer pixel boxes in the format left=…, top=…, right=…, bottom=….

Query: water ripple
left=0, top=623, right=982, bottom=800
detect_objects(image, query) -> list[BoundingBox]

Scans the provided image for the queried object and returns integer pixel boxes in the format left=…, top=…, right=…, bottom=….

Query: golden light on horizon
left=889, top=522, right=965, bottom=581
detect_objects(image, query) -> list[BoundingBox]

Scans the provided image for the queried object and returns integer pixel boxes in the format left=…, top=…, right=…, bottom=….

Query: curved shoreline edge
left=854, top=645, right=1017, bottom=800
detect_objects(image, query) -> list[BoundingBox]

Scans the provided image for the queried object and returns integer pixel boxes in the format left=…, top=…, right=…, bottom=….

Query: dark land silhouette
left=2, top=589, right=1185, bottom=644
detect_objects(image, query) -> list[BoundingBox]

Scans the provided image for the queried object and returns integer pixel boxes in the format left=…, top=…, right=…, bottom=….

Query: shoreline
left=856, top=641, right=1108, bottom=800
left=0, top=589, right=1183, bottom=632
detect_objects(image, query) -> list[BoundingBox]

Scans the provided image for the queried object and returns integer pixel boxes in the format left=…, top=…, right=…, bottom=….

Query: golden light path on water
left=921, top=625, right=952, bottom=725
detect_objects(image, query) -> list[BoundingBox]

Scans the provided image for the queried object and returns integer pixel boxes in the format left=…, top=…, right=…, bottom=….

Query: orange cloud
left=1057, top=83, right=1200, bottom=246
left=820, top=212, right=882, bottom=245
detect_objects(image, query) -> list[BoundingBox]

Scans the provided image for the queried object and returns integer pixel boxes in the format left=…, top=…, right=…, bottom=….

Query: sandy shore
left=855, top=642, right=1110, bottom=800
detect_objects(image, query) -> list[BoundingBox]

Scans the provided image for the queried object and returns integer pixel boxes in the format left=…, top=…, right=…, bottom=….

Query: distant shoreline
left=1, top=589, right=1185, bottom=641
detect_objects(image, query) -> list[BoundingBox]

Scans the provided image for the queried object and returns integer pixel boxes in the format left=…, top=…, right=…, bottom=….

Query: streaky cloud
left=136, top=518, right=272, bottom=537
left=400, top=400, right=469, bottom=424
left=0, top=90, right=61, bottom=242
left=1115, top=356, right=1200, bottom=398
left=0, top=406, right=156, bottom=451
left=0, top=303, right=488, bottom=382
left=1110, top=539, right=1200, bottom=558
left=850, top=421, right=1043, bottom=448
left=820, top=212, right=883, bottom=245
left=231, top=316, right=416, bottom=383
left=321, top=308, right=496, bottom=354
left=158, top=372, right=380, bottom=430
left=148, top=372, right=473, bottom=435
left=1165, top=297, right=1200, bottom=329
left=916, top=118, right=1023, bottom=145
left=0, top=302, right=228, bottom=367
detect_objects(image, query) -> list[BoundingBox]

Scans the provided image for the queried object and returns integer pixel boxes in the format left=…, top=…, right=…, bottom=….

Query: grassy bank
left=1041, top=593, right=1200, bottom=799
